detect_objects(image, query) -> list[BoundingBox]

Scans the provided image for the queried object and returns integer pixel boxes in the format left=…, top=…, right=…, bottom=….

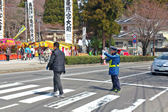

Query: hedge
left=65, top=56, right=157, bottom=65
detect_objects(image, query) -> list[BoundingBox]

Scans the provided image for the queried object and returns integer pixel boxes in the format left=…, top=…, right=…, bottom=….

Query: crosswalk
left=0, top=82, right=145, bottom=112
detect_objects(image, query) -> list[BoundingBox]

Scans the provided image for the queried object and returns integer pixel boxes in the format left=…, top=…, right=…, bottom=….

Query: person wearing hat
left=103, top=46, right=121, bottom=93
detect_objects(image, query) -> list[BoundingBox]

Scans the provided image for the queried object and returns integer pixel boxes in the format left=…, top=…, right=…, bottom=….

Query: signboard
left=0, top=39, right=15, bottom=46
left=28, top=0, right=35, bottom=42
left=132, top=39, right=137, bottom=44
left=0, top=0, right=5, bottom=39
left=132, top=34, right=137, bottom=39
left=64, top=0, right=73, bottom=44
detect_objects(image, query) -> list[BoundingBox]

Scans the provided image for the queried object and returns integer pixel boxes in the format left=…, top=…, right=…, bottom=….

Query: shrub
left=65, top=56, right=156, bottom=65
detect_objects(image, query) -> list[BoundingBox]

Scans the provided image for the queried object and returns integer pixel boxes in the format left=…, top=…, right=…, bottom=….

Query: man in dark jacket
left=46, top=42, right=65, bottom=98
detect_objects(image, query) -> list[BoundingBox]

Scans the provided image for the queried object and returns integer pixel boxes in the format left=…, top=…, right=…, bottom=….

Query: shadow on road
left=89, top=86, right=111, bottom=91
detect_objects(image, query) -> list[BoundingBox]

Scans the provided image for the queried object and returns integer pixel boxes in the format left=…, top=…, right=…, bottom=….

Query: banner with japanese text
left=28, top=0, right=35, bottom=42
left=0, top=0, right=5, bottom=39
left=64, top=0, right=73, bottom=44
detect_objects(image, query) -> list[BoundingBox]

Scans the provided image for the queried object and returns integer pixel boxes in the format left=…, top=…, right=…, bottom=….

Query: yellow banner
left=13, top=26, right=26, bottom=39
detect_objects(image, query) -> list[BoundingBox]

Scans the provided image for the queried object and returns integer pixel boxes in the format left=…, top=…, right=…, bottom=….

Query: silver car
left=151, top=52, right=168, bottom=75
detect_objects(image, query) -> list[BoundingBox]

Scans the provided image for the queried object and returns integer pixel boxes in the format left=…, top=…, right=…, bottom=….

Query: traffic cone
left=103, top=59, right=106, bottom=65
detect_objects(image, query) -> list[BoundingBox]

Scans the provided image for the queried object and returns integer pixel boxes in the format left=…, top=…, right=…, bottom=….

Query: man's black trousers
left=53, top=71, right=64, bottom=95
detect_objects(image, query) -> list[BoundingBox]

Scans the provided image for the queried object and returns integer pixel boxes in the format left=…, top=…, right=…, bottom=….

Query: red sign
left=15, top=41, right=22, bottom=45
left=132, top=34, right=137, bottom=39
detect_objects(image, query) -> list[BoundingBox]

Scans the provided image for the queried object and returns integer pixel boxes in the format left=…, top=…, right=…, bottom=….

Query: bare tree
left=127, top=0, right=168, bottom=56
left=5, top=2, right=25, bottom=40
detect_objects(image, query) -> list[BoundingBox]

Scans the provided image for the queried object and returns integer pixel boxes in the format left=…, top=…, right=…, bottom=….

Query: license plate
left=159, top=67, right=165, bottom=71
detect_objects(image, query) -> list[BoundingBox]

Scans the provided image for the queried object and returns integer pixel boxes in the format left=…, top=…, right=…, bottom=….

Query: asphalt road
left=0, top=62, right=168, bottom=112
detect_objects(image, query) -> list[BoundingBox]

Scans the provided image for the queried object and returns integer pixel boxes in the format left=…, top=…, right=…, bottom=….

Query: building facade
left=113, top=15, right=166, bottom=56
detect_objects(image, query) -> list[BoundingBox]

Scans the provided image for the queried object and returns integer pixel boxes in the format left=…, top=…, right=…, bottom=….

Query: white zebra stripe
left=72, top=95, right=120, bottom=112
left=0, top=85, right=39, bottom=94
left=19, top=89, right=74, bottom=104
left=0, top=104, right=19, bottom=110
left=0, top=87, right=53, bottom=100
left=44, top=91, right=96, bottom=109
left=111, top=99, right=145, bottom=112
left=0, top=82, right=23, bottom=89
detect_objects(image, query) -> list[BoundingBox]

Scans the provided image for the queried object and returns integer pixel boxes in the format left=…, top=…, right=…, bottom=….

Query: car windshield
left=157, top=54, right=168, bottom=60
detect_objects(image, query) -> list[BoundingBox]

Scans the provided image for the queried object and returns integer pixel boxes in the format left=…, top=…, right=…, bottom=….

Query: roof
left=117, top=14, right=147, bottom=25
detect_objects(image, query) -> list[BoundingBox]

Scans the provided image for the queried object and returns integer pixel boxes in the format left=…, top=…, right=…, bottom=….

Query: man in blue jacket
left=104, top=46, right=121, bottom=93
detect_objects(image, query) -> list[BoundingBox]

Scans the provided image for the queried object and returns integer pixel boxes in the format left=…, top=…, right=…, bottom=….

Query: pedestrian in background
left=17, top=48, right=20, bottom=59
left=89, top=49, right=93, bottom=56
left=25, top=46, right=31, bottom=60
left=31, top=46, right=35, bottom=59
left=46, top=42, right=65, bottom=98
left=6, top=47, right=11, bottom=61
left=20, top=47, right=24, bottom=60
left=103, top=46, right=121, bottom=93
left=38, top=47, right=42, bottom=59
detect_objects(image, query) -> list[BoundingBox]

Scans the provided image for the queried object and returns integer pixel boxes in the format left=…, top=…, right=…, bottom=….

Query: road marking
left=63, top=69, right=108, bottom=77
left=105, top=71, right=150, bottom=82
left=0, top=87, right=53, bottom=100
left=149, top=89, right=168, bottom=101
left=121, top=83, right=168, bottom=89
left=62, top=77, right=168, bottom=89
left=0, top=81, right=7, bottom=84
left=0, top=82, right=23, bottom=89
left=18, top=70, right=109, bottom=83
left=0, top=63, right=150, bottom=76
left=19, top=89, right=74, bottom=104
left=63, top=77, right=110, bottom=83
left=120, top=65, right=149, bottom=69
left=0, top=103, right=19, bottom=110
left=71, top=95, right=119, bottom=112
left=19, top=77, right=52, bottom=83
left=44, top=91, right=96, bottom=109
left=0, top=85, right=39, bottom=94
left=111, top=99, right=145, bottom=112
left=119, top=71, right=150, bottom=79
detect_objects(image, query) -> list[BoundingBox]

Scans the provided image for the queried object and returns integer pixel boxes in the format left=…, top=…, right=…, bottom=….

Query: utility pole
left=25, top=1, right=27, bottom=43
left=153, top=37, right=155, bottom=56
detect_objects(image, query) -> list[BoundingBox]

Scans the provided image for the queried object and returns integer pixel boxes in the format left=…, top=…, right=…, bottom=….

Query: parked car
left=151, top=52, right=168, bottom=75
left=117, top=49, right=130, bottom=56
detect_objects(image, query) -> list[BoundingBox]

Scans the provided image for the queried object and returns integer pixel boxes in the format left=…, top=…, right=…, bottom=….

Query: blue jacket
left=25, top=47, right=31, bottom=54
left=104, top=52, right=120, bottom=75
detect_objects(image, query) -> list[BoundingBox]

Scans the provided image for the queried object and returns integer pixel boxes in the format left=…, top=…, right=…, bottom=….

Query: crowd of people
left=0, top=45, right=52, bottom=61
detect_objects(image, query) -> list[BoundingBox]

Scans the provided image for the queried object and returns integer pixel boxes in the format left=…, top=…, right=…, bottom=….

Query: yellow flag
left=13, top=26, right=26, bottom=39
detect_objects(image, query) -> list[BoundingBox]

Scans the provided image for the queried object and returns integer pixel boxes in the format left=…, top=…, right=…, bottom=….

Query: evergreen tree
left=81, top=0, right=123, bottom=49
left=43, top=0, right=64, bottom=25
left=43, top=0, right=80, bottom=29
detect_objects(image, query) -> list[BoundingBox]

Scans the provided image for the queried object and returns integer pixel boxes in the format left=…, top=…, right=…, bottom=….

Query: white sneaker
left=51, top=92, right=57, bottom=96
left=57, top=94, right=65, bottom=98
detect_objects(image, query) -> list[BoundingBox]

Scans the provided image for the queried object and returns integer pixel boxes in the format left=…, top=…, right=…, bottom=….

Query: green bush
left=65, top=56, right=157, bottom=65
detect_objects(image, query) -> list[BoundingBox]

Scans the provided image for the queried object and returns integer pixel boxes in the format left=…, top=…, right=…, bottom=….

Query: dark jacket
left=20, top=48, right=24, bottom=55
left=47, top=48, right=65, bottom=73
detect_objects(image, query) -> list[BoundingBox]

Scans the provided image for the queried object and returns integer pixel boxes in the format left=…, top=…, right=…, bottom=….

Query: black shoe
left=116, top=89, right=121, bottom=93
